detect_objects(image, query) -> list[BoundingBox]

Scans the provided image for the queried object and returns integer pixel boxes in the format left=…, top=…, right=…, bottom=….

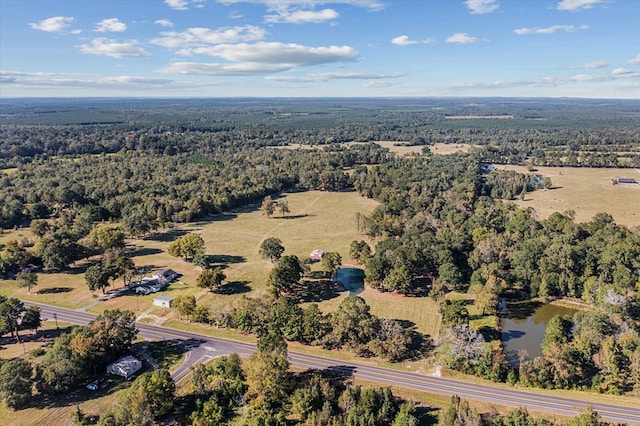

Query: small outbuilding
left=107, top=355, right=142, bottom=379
left=153, top=295, right=174, bottom=308
left=310, top=249, right=324, bottom=261
left=616, top=177, right=637, bottom=184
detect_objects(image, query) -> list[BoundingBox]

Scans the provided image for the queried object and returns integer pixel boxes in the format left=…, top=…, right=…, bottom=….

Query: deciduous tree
left=16, top=269, right=38, bottom=294
left=259, top=237, right=284, bottom=263
left=197, top=267, right=226, bottom=291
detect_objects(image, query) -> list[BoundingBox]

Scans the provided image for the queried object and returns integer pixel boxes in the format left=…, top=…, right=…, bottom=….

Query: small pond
left=501, top=301, right=578, bottom=365
left=334, top=267, right=365, bottom=294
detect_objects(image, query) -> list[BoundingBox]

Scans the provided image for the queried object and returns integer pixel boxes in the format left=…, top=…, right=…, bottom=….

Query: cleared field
left=428, top=143, right=477, bottom=155
left=498, top=165, right=640, bottom=228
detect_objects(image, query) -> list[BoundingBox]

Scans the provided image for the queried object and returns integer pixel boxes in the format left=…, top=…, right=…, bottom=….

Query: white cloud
left=514, top=24, right=589, bottom=35
left=158, top=42, right=358, bottom=75
left=391, top=35, right=415, bottom=46
left=29, top=16, right=75, bottom=33
left=154, top=19, right=175, bottom=28
left=177, top=42, right=358, bottom=65
left=159, top=61, right=293, bottom=75
left=446, top=33, right=478, bottom=44
left=629, top=54, right=640, bottom=65
left=151, top=26, right=266, bottom=48
left=557, top=0, right=612, bottom=11
left=216, top=0, right=385, bottom=10
left=465, top=0, right=499, bottom=14
left=580, top=60, right=608, bottom=69
left=391, top=35, right=435, bottom=46
left=267, top=71, right=404, bottom=82
left=79, top=38, right=151, bottom=58
left=165, top=0, right=189, bottom=10
left=95, top=18, right=127, bottom=32
left=265, top=8, right=339, bottom=23
left=612, top=67, right=633, bottom=75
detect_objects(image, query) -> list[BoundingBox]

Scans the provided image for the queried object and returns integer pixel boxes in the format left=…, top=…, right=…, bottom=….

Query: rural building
left=153, top=269, right=179, bottom=285
left=616, top=177, right=637, bottom=184
left=153, top=295, right=174, bottom=308
left=310, top=249, right=324, bottom=261
left=107, top=355, right=142, bottom=379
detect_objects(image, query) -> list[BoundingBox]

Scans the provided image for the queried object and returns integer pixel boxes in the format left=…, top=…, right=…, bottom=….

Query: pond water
left=501, top=301, right=578, bottom=365
left=334, top=267, right=365, bottom=294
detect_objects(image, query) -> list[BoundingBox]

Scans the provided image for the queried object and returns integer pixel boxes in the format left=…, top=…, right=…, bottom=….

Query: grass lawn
left=498, top=165, right=640, bottom=228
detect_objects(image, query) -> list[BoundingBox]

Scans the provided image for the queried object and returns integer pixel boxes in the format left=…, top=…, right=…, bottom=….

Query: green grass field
left=2, top=191, right=447, bottom=333
left=500, top=165, right=640, bottom=228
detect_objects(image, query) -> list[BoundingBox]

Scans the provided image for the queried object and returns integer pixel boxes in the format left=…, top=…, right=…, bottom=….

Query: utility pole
left=53, top=313, right=58, bottom=330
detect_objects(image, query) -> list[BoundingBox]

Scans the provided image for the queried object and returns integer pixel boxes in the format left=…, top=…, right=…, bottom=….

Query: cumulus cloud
left=465, top=0, right=499, bottom=14
left=159, top=61, right=294, bottom=75
left=178, top=42, right=358, bottom=64
left=514, top=24, right=589, bottom=35
left=29, top=16, right=75, bottom=33
left=446, top=33, right=478, bottom=44
left=580, top=60, right=608, bottom=69
left=557, top=0, right=612, bottom=11
left=216, top=0, right=385, bottom=10
left=391, top=35, right=435, bottom=46
left=265, top=8, right=339, bottom=23
left=165, top=0, right=189, bottom=10
left=95, top=18, right=127, bottom=32
left=612, top=67, right=633, bottom=75
left=154, top=19, right=175, bottom=28
left=159, top=42, right=358, bottom=75
left=629, top=54, right=640, bottom=65
left=267, top=71, right=404, bottom=82
left=151, top=26, right=266, bottom=48
left=79, top=38, right=151, bottom=58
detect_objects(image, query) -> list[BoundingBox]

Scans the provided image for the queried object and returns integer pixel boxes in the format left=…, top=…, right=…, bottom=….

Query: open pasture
left=498, top=165, right=640, bottom=228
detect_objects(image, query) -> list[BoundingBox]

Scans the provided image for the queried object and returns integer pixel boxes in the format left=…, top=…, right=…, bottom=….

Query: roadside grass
left=498, top=165, right=640, bottom=228
left=0, top=320, right=74, bottom=360
left=148, top=340, right=185, bottom=371
left=0, top=390, right=122, bottom=426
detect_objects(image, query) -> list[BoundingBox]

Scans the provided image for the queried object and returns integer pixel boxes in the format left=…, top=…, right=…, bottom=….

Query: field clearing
left=428, top=143, right=477, bottom=155
left=498, top=165, right=640, bottom=228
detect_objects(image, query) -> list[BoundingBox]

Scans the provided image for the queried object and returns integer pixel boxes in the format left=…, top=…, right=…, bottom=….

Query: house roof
left=108, top=355, right=140, bottom=371
left=153, top=295, right=174, bottom=302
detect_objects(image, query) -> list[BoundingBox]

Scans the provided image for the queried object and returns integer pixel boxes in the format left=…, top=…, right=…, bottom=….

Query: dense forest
left=1, top=98, right=639, bottom=422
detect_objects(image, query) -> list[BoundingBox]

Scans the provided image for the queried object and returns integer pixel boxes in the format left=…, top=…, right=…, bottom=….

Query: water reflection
left=501, top=302, right=578, bottom=365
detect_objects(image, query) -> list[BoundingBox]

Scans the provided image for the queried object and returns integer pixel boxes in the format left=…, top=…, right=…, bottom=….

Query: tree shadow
left=208, top=254, right=246, bottom=265
left=416, top=405, right=439, bottom=425
left=143, top=229, right=189, bottom=242
left=273, top=214, right=313, bottom=220
left=214, top=280, right=251, bottom=295
left=193, top=211, right=238, bottom=224
left=501, top=329, right=526, bottom=342
left=502, top=301, right=543, bottom=320
left=65, top=264, right=89, bottom=275
left=296, top=279, right=343, bottom=303
left=130, top=247, right=163, bottom=257
left=37, top=287, right=73, bottom=294
left=477, top=325, right=502, bottom=342
left=322, top=365, right=357, bottom=378
left=212, top=281, right=251, bottom=296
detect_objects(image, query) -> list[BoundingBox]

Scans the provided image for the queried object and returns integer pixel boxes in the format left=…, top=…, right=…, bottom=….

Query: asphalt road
left=28, top=302, right=640, bottom=424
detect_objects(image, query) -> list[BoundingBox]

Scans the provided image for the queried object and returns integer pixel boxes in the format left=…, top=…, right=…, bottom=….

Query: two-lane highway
left=29, top=302, right=640, bottom=424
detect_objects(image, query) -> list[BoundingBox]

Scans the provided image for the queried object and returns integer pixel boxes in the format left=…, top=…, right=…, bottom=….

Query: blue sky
left=1, top=0, right=638, bottom=98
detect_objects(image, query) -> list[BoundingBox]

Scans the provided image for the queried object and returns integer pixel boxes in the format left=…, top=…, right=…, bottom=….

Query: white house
left=153, top=269, right=179, bottom=286
left=153, top=295, right=174, bottom=308
left=107, top=355, right=142, bottom=379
